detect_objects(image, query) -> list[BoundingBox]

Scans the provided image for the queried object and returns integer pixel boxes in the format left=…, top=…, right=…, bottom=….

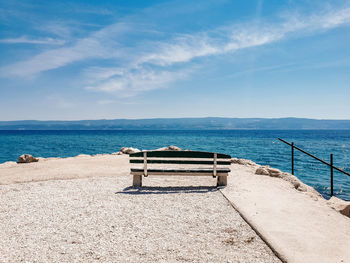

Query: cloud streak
left=136, top=6, right=350, bottom=67
left=1, top=5, right=350, bottom=98
left=0, top=22, right=129, bottom=77
left=85, top=68, right=189, bottom=97
left=0, top=36, right=65, bottom=45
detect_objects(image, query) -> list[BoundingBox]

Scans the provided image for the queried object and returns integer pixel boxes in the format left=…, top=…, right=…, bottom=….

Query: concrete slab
left=221, top=164, right=350, bottom=263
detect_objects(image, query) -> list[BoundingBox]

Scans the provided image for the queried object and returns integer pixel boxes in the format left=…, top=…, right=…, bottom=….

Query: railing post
left=330, top=154, right=334, bottom=197
left=291, top=142, right=294, bottom=175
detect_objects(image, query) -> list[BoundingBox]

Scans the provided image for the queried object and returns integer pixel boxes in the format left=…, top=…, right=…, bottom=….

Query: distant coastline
left=1, top=117, right=350, bottom=130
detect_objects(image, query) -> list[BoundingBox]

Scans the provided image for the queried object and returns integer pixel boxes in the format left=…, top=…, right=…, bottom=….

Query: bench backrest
left=129, top=150, right=232, bottom=176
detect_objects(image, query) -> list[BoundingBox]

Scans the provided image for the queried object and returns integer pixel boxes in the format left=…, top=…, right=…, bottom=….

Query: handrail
left=278, top=138, right=350, bottom=176
left=278, top=138, right=350, bottom=197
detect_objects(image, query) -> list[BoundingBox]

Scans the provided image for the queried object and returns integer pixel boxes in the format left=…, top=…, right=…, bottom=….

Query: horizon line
left=2, top=117, right=350, bottom=122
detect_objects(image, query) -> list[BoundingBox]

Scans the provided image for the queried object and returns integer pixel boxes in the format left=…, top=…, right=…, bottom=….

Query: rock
left=168, top=145, right=182, bottom=151
left=255, top=165, right=282, bottom=177
left=255, top=166, right=269, bottom=175
left=292, top=180, right=301, bottom=189
left=155, top=147, right=169, bottom=151
left=120, top=147, right=141, bottom=154
left=290, top=180, right=307, bottom=192
left=232, top=158, right=257, bottom=166
left=155, top=145, right=182, bottom=151
left=17, top=154, right=39, bottom=163
left=231, top=158, right=240, bottom=164
left=266, top=167, right=282, bottom=177
left=327, top=197, right=350, bottom=218
left=279, top=173, right=307, bottom=191
left=280, top=172, right=296, bottom=182
left=297, top=184, right=307, bottom=192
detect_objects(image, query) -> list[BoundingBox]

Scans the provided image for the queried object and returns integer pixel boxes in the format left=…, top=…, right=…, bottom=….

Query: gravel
left=0, top=175, right=281, bottom=263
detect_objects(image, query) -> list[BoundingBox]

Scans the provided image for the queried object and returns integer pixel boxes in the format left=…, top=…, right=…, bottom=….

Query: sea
left=0, top=130, right=349, bottom=201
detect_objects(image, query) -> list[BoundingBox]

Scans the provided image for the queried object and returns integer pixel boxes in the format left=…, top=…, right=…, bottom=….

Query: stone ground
left=0, top=175, right=281, bottom=263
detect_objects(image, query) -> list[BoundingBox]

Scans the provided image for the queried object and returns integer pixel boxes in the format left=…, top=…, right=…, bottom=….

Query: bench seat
left=131, top=168, right=230, bottom=176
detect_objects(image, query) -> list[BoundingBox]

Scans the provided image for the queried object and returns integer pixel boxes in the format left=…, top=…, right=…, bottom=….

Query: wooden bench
left=129, top=150, right=231, bottom=187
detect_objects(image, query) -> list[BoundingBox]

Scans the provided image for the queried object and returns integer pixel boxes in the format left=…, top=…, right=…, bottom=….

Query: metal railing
left=278, top=138, right=350, bottom=197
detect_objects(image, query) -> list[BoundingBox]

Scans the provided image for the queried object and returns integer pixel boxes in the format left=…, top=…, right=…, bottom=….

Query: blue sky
left=1, top=0, right=350, bottom=120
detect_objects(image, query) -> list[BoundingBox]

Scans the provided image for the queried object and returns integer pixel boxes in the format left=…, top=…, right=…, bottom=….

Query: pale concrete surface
left=221, top=163, right=350, bottom=263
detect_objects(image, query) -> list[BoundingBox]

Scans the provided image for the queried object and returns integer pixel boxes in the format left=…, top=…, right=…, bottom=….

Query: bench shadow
left=115, top=185, right=218, bottom=195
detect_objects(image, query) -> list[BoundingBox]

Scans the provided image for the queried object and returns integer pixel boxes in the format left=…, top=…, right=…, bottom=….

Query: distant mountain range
left=1, top=118, right=350, bottom=130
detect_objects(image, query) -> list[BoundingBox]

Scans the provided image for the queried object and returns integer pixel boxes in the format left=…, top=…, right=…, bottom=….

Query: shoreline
left=1, top=151, right=349, bottom=205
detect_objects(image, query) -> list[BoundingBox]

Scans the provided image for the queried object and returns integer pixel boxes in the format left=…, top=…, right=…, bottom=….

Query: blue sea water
left=0, top=130, right=349, bottom=200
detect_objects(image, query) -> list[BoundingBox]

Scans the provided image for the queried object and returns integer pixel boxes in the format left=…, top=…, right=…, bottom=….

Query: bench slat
left=131, top=171, right=229, bottom=176
left=131, top=168, right=230, bottom=173
left=129, top=159, right=231, bottom=165
left=129, top=151, right=231, bottom=159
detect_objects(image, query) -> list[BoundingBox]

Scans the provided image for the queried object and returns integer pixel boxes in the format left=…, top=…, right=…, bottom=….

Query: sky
left=0, top=0, right=350, bottom=120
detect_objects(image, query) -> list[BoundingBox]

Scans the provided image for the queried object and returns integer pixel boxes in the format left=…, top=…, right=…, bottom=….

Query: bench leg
left=133, top=175, right=142, bottom=187
left=217, top=176, right=227, bottom=187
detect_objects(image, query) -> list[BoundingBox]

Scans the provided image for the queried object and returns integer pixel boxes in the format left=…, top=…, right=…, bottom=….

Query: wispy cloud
left=135, top=6, right=350, bottom=67
left=86, top=68, right=189, bottom=97
left=137, top=34, right=221, bottom=66
left=1, top=4, right=350, bottom=98
left=0, top=36, right=65, bottom=45
left=1, top=39, right=104, bottom=76
left=0, top=22, right=129, bottom=77
left=84, top=6, right=350, bottom=96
